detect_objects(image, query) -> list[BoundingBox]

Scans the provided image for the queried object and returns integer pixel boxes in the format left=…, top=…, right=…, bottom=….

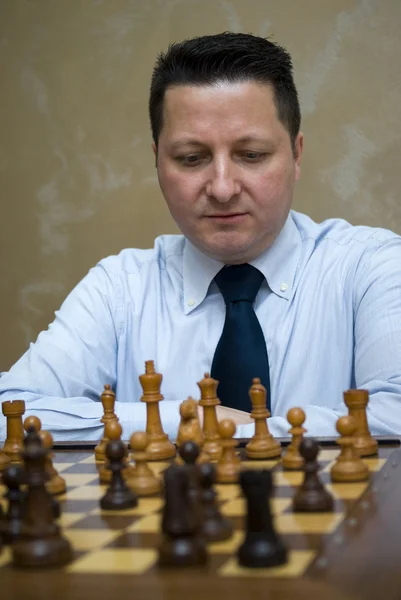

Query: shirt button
left=187, top=298, right=196, bottom=307
left=280, top=283, right=288, bottom=292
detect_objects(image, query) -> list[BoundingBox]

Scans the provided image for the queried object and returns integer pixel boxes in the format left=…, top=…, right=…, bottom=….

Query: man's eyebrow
left=170, top=136, right=275, bottom=150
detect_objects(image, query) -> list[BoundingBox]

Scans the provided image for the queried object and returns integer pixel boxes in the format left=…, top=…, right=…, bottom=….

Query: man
left=1, top=32, right=401, bottom=442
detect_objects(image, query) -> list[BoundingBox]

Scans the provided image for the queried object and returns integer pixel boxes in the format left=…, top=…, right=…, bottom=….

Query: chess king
left=0, top=32, right=401, bottom=443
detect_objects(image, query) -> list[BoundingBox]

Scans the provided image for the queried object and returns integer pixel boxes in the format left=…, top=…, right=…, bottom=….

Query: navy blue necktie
left=211, top=264, right=271, bottom=412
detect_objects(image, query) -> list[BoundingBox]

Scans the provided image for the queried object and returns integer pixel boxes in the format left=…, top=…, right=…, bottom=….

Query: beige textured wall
left=1, top=0, right=400, bottom=370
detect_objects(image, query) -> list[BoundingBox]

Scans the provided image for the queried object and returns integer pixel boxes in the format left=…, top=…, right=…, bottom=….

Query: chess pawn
left=12, top=427, right=73, bottom=567
left=139, top=361, right=176, bottom=460
left=197, top=373, right=222, bottom=462
left=100, top=438, right=138, bottom=510
left=40, top=430, right=66, bottom=496
left=282, top=407, right=306, bottom=470
left=245, top=378, right=281, bottom=459
left=127, top=432, right=162, bottom=497
left=292, top=438, right=334, bottom=512
left=95, top=385, right=118, bottom=463
left=344, top=389, right=378, bottom=457
left=215, top=420, right=241, bottom=484
left=198, top=462, right=233, bottom=542
left=98, top=420, right=135, bottom=484
left=1, top=400, right=26, bottom=464
left=330, top=416, right=369, bottom=483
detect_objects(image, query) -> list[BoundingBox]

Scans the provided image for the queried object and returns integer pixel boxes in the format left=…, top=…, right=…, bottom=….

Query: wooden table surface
left=2, top=437, right=401, bottom=600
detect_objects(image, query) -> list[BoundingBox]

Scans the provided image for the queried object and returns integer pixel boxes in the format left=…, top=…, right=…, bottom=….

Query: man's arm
left=0, top=263, right=181, bottom=441
left=238, top=236, right=401, bottom=439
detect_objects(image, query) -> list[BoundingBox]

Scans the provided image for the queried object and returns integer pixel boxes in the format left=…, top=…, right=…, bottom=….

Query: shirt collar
left=182, top=211, right=301, bottom=314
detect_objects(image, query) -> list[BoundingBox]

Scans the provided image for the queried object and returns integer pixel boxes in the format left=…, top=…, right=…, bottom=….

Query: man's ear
left=294, top=132, right=303, bottom=181
left=152, top=141, right=157, bottom=167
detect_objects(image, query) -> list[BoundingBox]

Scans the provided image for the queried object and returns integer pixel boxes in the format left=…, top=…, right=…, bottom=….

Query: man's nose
left=205, top=160, right=241, bottom=202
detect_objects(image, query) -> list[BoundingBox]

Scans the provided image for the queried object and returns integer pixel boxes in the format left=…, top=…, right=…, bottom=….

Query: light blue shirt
left=1, top=210, right=401, bottom=442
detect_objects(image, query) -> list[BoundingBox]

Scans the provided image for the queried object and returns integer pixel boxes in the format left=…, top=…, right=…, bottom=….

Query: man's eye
left=180, top=154, right=202, bottom=166
left=243, top=151, right=265, bottom=161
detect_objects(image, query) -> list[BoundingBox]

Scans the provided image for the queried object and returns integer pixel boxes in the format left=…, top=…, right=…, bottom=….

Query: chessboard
left=2, top=441, right=401, bottom=600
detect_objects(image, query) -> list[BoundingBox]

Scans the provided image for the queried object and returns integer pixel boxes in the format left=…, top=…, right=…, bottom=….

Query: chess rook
left=1, top=400, right=26, bottom=464
left=344, top=389, right=378, bottom=457
left=139, top=361, right=176, bottom=460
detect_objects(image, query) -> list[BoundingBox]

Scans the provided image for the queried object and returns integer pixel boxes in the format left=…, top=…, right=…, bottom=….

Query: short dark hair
left=149, top=32, right=301, bottom=153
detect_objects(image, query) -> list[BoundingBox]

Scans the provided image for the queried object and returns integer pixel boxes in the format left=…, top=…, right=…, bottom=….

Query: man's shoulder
left=96, top=234, right=186, bottom=276
left=291, top=210, right=401, bottom=250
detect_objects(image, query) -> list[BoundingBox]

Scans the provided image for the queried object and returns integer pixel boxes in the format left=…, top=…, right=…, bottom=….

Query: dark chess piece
left=1, top=464, right=26, bottom=544
left=100, top=438, right=138, bottom=510
left=178, top=441, right=201, bottom=507
left=238, top=469, right=287, bottom=568
left=158, top=464, right=208, bottom=567
left=11, top=427, right=73, bottom=567
left=292, top=438, right=334, bottom=512
left=198, top=462, right=233, bottom=542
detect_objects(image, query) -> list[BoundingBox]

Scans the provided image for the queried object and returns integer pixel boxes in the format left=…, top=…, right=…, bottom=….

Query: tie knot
left=214, top=264, right=264, bottom=304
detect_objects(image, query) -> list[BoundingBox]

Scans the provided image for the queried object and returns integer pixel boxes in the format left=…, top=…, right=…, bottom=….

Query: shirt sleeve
left=241, top=236, right=401, bottom=440
left=0, top=263, right=181, bottom=442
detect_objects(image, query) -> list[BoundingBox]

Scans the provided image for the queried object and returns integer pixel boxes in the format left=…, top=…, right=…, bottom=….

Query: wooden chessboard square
left=61, top=463, right=99, bottom=475
left=93, top=497, right=163, bottom=516
left=363, top=457, right=387, bottom=471
left=273, top=471, right=304, bottom=487
left=222, top=497, right=292, bottom=517
left=58, top=499, right=100, bottom=513
left=58, top=473, right=99, bottom=488
left=59, top=512, right=88, bottom=528
left=64, top=528, right=123, bottom=551
left=106, top=531, right=159, bottom=549
left=69, top=513, right=140, bottom=530
left=53, top=462, right=75, bottom=473
left=65, top=485, right=105, bottom=500
left=318, top=449, right=340, bottom=461
left=79, top=455, right=97, bottom=465
left=66, top=548, right=157, bottom=574
left=276, top=512, right=344, bottom=534
left=215, top=484, right=241, bottom=501
left=126, top=513, right=161, bottom=533
left=219, top=550, right=315, bottom=578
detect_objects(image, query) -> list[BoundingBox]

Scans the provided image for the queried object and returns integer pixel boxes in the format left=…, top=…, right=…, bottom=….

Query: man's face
left=154, top=81, right=303, bottom=264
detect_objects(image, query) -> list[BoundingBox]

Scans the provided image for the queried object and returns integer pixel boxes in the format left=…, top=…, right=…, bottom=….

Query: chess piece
left=238, top=469, right=287, bottom=568
left=197, top=373, right=222, bottom=461
left=177, top=397, right=204, bottom=448
left=11, top=427, right=73, bottom=567
left=139, top=361, right=176, bottom=460
left=292, top=438, right=334, bottom=512
left=198, top=462, right=233, bottom=542
left=0, top=445, right=10, bottom=477
left=40, top=430, right=67, bottom=496
left=215, top=420, right=241, bottom=484
left=1, top=400, right=26, bottom=464
left=1, top=464, right=26, bottom=544
left=158, top=464, right=208, bottom=567
left=330, top=416, right=369, bottom=482
left=282, top=407, right=306, bottom=470
left=344, top=389, right=378, bottom=457
left=100, top=438, right=138, bottom=510
left=95, top=385, right=118, bottom=463
left=98, top=420, right=135, bottom=484
left=127, top=432, right=162, bottom=496
left=178, top=441, right=202, bottom=512
left=245, top=378, right=281, bottom=459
